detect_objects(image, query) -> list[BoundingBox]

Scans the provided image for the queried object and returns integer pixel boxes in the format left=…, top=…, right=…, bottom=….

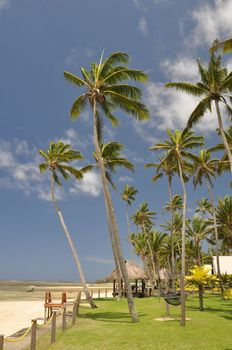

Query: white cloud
left=161, top=57, right=200, bottom=82
left=119, top=175, right=133, bottom=183
left=0, top=0, right=10, bottom=10
left=188, top=0, right=232, bottom=47
left=145, top=82, right=221, bottom=133
left=69, top=171, right=101, bottom=197
left=138, top=17, right=148, bottom=35
left=62, top=128, right=92, bottom=150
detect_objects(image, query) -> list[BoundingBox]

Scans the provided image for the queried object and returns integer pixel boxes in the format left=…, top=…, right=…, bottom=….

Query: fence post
left=98, top=289, right=100, bottom=299
left=105, top=289, right=107, bottom=298
left=76, top=292, right=81, bottom=316
left=72, top=301, right=77, bottom=325
left=30, top=320, right=37, bottom=350
left=62, top=307, right=66, bottom=332
left=51, top=312, right=56, bottom=344
left=0, top=335, right=4, bottom=350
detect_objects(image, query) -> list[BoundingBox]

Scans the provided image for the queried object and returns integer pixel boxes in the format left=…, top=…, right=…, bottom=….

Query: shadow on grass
left=79, top=311, right=146, bottom=323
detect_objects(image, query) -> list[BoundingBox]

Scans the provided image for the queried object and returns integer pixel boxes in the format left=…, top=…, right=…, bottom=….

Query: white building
left=213, top=256, right=232, bottom=274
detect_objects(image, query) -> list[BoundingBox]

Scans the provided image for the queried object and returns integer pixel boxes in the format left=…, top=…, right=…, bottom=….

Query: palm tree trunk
left=215, top=99, right=232, bottom=173
left=50, top=175, right=97, bottom=309
left=206, top=181, right=224, bottom=294
left=92, top=98, right=138, bottom=322
left=142, top=223, right=156, bottom=285
left=198, top=284, right=204, bottom=311
left=125, top=204, right=130, bottom=234
left=177, top=161, right=186, bottom=327
left=167, top=176, right=175, bottom=291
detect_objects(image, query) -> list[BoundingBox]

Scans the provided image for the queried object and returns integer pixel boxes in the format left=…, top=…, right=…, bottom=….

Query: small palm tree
left=164, top=194, right=183, bottom=213
left=186, top=216, right=210, bottom=266
left=131, top=203, right=156, bottom=282
left=165, top=54, right=232, bottom=172
left=195, top=198, right=212, bottom=217
left=121, top=185, right=138, bottom=234
left=64, top=51, right=150, bottom=322
left=38, top=140, right=97, bottom=309
left=151, top=129, right=204, bottom=326
left=215, top=196, right=232, bottom=248
left=192, top=149, right=224, bottom=292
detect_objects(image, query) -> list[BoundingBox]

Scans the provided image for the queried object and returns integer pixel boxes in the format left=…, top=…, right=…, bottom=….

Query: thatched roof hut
left=106, top=260, right=148, bottom=281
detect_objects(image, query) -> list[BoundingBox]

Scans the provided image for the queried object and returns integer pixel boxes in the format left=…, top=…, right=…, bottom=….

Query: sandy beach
left=0, top=301, right=44, bottom=337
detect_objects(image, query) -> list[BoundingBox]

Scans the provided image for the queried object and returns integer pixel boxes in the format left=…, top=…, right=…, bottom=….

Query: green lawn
left=34, top=295, right=232, bottom=350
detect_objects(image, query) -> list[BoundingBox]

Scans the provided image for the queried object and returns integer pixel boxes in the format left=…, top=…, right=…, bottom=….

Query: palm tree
left=210, top=38, right=232, bottom=54
left=165, top=54, right=232, bottom=172
left=215, top=196, right=232, bottom=248
left=186, top=216, right=210, bottom=266
left=164, top=194, right=183, bottom=213
left=195, top=198, right=212, bottom=217
left=64, top=51, right=149, bottom=322
left=38, top=140, right=97, bottom=309
left=151, top=129, right=204, bottom=326
left=145, top=156, right=176, bottom=289
left=121, top=185, right=138, bottom=234
left=192, top=149, right=224, bottom=292
left=210, top=126, right=232, bottom=175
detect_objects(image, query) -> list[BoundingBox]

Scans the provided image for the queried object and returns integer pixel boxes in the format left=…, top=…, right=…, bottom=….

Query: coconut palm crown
left=64, top=51, right=149, bottom=126
left=38, top=140, right=87, bottom=185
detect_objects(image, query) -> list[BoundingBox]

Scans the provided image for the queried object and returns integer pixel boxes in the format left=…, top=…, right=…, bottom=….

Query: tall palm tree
left=210, top=38, right=232, bottom=54
left=145, top=156, right=176, bottom=290
left=165, top=54, right=232, bottom=172
left=64, top=51, right=149, bottom=322
left=192, top=149, right=224, bottom=292
left=210, top=126, right=232, bottom=175
left=38, top=140, right=97, bottom=309
left=121, top=185, right=138, bottom=234
left=151, top=129, right=204, bottom=326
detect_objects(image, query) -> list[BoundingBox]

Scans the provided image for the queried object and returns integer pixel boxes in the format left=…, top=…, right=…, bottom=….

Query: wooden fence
left=1, top=292, right=82, bottom=350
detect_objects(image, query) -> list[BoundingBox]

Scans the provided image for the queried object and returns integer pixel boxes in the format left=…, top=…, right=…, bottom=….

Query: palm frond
left=98, top=52, right=129, bottom=79
left=61, top=165, right=83, bottom=180
left=210, top=38, right=232, bottom=54
left=106, top=91, right=149, bottom=120
left=103, top=67, right=148, bottom=85
left=101, top=101, right=119, bottom=127
left=64, top=71, right=87, bottom=87
left=104, top=84, right=142, bottom=100
left=70, top=94, right=87, bottom=120
left=185, top=97, right=212, bottom=130
left=165, top=82, right=206, bottom=96
left=39, top=162, right=49, bottom=173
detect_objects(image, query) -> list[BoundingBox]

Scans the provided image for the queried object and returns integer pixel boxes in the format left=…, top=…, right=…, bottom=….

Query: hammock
left=163, top=292, right=182, bottom=306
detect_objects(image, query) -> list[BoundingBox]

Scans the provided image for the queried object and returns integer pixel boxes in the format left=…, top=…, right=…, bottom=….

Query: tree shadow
left=80, top=311, right=146, bottom=323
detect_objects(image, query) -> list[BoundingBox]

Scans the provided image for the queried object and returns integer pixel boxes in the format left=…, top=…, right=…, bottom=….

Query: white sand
left=0, top=301, right=44, bottom=337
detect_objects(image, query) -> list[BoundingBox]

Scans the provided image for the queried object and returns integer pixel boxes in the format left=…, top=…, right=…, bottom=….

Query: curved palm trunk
left=167, top=176, right=175, bottom=291
left=50, top=175, right=97, bottom=309
left=106, top=209, right=123, bottom=299
left=178, top=161, right=186, bottom=327
left=206, top=181, right=224, bottom=294
left=92, top=99, right=138, bottom=322
left=125, top=203, right=131, bottom=234
left=142, top=223, right=156, bottom=285
left=215, top=100, right=232, bottom=173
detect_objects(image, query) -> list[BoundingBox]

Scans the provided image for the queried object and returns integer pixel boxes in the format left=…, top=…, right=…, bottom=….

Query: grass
left=32, top=294, right=232, bottom=350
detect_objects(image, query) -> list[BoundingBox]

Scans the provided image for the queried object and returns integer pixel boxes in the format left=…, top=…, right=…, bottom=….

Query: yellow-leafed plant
left=186, top=266, right=217, bottom=311
left=222, top=289, right=232, bottom=300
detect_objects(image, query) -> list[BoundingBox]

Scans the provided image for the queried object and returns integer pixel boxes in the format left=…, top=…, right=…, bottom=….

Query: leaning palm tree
left=165, top=54, right=232, bottom=172
left=121, top=185, right=138, bottom=234
left=64, top=51, right=149, bottom=322
left=192, top=149, right=224, bottom=292
left=38, top=140, right=97, bottom=309
left=145, top=156, right=176, bottom=290
left=151, top=129, right=204, bottom=326
left=210, top=38, right=232, bottom=54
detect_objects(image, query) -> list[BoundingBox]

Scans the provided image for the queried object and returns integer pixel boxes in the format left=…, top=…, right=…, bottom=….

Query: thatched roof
left=106, top=261, right=148, bottom=281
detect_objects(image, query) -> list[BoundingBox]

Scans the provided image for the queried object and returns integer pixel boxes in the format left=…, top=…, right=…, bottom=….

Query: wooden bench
left=44, top=292, right=67, bottom=320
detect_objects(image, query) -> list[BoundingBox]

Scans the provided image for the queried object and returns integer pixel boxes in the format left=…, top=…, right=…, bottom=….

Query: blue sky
left=0, top=0, right=231, bottom=282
